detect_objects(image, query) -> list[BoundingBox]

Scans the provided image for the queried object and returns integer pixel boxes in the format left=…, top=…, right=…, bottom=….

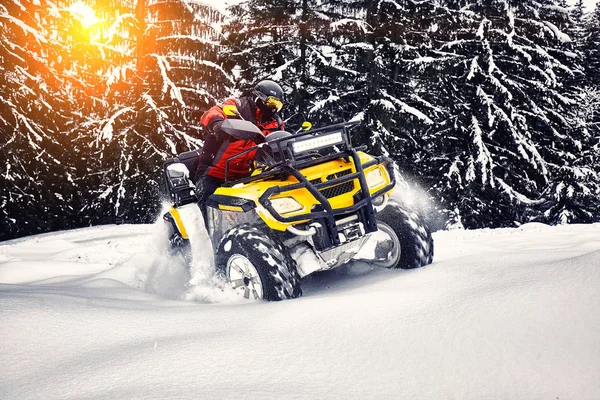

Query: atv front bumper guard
left=208, top=151, right=396, bottom=251
left=260, top=152, right=395, bottom=250
left=260, top=153, right=395, bottom=223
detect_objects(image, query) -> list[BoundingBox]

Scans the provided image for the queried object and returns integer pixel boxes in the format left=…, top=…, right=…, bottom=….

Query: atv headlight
left=270, top=197, right=304, bottom=215
left=292, top=131, right=344, bottom=154
left=365, top=167, right=386, bottom=189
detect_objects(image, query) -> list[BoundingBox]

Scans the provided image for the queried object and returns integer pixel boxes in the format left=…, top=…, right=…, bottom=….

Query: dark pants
left=195, top=174, right=224, bottom=232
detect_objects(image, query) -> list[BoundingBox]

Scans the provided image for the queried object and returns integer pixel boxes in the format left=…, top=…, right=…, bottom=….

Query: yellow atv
left=163, top=119, right=434, bottom=301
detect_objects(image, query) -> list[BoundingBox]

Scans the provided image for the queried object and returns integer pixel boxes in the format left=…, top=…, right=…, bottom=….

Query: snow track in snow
left=1, top=222, right=600, bottom=399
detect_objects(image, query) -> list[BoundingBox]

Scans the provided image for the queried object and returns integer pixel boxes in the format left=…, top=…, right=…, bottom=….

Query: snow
left=542, top=21, right=572, bottom=43
left=342, top=42, right=373, bottom=51
left=567, top=0, right=599, bottom=11
left=467, top=56, right=480, bottom=81
left=412, top=56, right=436, bottom=64
left=496, top=178, right=545, bottom=206
left=100, top=107, right=134, bottom=142
left=1, top=220, right=600, bottom=399
left=379, top=91, right=434, bottom=124
left=0, top=12, right=47, bottom=44
left=196, top=0, right=244, bottom=13
left=330, top=18, right=370, bottom=34
left=308, top=94, right=340, bottom=115
left=167, top=162, right=190, bottom=179
left=469, top=116, right=494, bottom=186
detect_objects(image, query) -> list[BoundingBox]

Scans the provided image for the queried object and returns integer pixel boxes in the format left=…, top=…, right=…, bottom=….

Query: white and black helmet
left=253, top=80, right=285, bottom=112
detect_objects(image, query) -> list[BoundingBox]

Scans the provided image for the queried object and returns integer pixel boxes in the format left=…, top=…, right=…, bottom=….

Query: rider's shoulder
left=221, top=98, right=238, bottom=107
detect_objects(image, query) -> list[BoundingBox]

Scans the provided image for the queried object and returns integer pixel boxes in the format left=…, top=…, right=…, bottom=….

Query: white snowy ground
left=1, top=215, right=600, bottom=400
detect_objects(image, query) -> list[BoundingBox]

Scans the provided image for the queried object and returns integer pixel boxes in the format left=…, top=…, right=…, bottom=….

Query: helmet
left=253, top=80, right=284, bottom=113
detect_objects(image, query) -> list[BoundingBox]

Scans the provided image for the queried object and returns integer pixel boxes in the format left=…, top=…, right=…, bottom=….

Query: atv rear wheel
left=215, top=224, right=302, bottom=301
left=375, top=200, right=434, bottom=269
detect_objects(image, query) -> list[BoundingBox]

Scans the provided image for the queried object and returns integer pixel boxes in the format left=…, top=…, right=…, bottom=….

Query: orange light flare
left=68, top=1, right=99, bottom=28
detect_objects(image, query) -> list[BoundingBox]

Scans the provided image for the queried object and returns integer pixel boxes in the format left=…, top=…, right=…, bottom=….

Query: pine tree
left=412, top=0, right=588, bottom=228
left=0, top=0, right=84, bottom=240
left=224, top=0, right=435, bottom=161
left=225, top=0, right=336, bottom=129
left=356, top=0, right=442, bottom=173
left=571, top=0, right=586, bottom=39
left=535, top=1, right=600, bottom=224
left=224, top=0, right=385, bottom=131
left=67, top=0, right=230, bottom=225
left=224, top=0, right=302, bottom=117
left=1, top=0, right=232, bottom=239
left=583, top=3, right=600, bottom=86
left=300, top=0, right=370, bottom=127
left=582, top=4, right=600, bottom=133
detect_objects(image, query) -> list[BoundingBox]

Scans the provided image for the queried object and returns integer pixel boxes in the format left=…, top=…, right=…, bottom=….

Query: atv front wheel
left=375, top=200, right=434, bottom=269
left=215, top=225, right=302, bottom=301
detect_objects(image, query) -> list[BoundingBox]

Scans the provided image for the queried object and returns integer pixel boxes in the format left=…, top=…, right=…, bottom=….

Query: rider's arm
left=200, top=97, right=243, bottom=141
left=200, top=106, right=228, bottom=141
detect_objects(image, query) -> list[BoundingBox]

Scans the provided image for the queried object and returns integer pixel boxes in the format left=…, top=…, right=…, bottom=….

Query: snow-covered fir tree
left=223, top=0, right=305, bottom=121
left=75, top=0, right=229, bottom=224
left=534, top=1, right=600, bottom=224
left=0, top=0, right=86, bottom=240
left=2, top=0, right=600, bottom=240
left=412, top=0, right=593, bottom=228
left=1, top=0, right=231, bottom=239
left=583, top=3, right=600, bottom=86
left=350, top=0, right=442, bottom=174
left=224, top=1, right=383, bottom=131
left=570, top=0, right=586, bottom=41
left=224, top=1, right=435, bottom=166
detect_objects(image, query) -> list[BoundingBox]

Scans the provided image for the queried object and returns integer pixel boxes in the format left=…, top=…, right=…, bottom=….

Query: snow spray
left=391, top=168, right=445, bottom=231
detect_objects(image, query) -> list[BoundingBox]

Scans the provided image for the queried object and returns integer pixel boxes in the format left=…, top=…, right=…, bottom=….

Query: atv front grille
left=308, top=169, right=355, bottom=199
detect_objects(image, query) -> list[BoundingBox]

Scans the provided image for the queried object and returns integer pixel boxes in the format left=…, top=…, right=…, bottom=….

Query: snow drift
left=1, top=222, right=600, bottom=399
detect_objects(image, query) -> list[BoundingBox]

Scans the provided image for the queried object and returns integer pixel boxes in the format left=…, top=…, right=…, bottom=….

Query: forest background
left=1, top=0, right=599, bottom=241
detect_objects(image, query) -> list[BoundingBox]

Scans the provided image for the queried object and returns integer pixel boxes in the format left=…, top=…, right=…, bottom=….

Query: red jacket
left=198, top=97, right=283, bottom=180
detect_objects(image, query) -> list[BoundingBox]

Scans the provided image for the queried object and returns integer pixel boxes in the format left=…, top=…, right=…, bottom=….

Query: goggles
left=265, top=96, right=284, bottom=112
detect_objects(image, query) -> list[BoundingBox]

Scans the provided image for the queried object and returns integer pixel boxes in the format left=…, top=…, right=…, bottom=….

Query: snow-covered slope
left=1, top=221, right=600, bottom=399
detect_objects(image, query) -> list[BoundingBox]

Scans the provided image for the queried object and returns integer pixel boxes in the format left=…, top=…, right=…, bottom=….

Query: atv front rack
left=259, top=155, right=395, bottom=224
left=223, top=121, right=360, bottom=185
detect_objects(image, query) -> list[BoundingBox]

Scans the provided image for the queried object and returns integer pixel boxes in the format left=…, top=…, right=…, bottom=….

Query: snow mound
left=1, top=223, right=600, bottom=399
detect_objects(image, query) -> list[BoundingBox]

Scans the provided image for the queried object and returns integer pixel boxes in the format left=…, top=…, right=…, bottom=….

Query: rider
left=195, top=80, right=285, bottom=225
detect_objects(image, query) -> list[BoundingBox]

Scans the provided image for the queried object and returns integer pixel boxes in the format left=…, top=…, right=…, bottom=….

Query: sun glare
left=68, top=1, right=98, bottom=27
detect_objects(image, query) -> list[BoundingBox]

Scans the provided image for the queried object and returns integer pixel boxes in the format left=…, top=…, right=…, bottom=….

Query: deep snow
left=1, top=218, right=600, bottom=399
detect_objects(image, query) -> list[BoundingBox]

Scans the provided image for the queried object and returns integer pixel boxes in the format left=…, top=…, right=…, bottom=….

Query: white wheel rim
left=227, top=255, right=264, bottom=300
left=375, top=222, right=401, bottom=268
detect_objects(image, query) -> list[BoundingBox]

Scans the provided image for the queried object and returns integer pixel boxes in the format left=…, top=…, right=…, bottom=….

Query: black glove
left=254, top=131, right=266, bottom=144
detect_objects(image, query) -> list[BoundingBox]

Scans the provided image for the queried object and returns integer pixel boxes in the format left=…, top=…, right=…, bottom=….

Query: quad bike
left=162, top=115, right=434, bottom=301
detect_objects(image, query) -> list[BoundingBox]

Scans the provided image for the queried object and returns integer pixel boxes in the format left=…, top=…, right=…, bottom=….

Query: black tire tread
left=376, top=201, right=434, bottom=269
left=215, top=224, right=302, bottom=301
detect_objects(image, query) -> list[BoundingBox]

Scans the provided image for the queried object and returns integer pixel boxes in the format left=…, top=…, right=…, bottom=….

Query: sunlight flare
left=68, top=1, right=98, bottom=27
